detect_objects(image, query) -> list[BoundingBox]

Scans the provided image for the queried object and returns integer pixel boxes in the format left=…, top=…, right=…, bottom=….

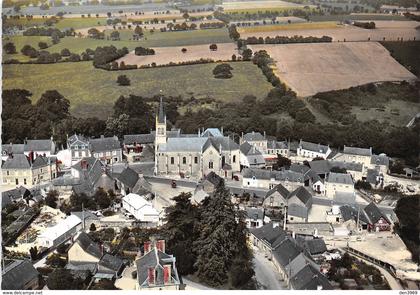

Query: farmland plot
left=239, top=21, right=420, bottom=41
left=249, top=42, right=417, bottom=97
left=116, top=43, right=238, bottom=66
left=219, top=0, right=304, bottom=11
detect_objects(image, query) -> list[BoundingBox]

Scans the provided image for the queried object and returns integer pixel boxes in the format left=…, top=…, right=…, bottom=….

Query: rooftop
left=326, top=172, right=354, bottom=185
left=343, top=146, right=372, bottom=156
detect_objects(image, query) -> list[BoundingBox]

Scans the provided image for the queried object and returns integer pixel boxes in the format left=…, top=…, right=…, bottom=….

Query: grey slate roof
left=364, top=202, right=390, bottom=224
left=1, top=144, right=25, bottom=155
left=123, top=134, right=155, bottom=145
left=371, top=154, right=389, bottom=166
left=310, top=160, right=363, bottom=174
left=2, top=154, right=30, bottom=169
left=243, top=131, right=265, bottom=141
left=201, top=128, right=223, bottom=137
left=67, top=134, right=89, bottom=146
left=273, top=238, right=302, bottom=267
left=250, top=222, right=288, bottom=249
left=75, top=232, right=103, bottom=259
left=326, top=172, right=354, bottom=185
left=118, top=167, right=139, bottom=189
left=245, top=207, right=264, bottom=220
left=299, top=140, right=329, bottom=154
left=343, top=146, right=372, bottom=156
left=99, top=253, right=124, bottom=273
left=309, top=160, right=330, bottom=174
left=202, top=171, right=223, bottom=187
left=159, top=137, right=207, bottom=152
left=136, top=248, right=180, bottom=287
left=290, top=264, right=333, bottom=290
left=266, top=183, right=290, bottom=199
left=242, top=168, right=305, bottom=183
left=334, top=192, right=356, bottom=203
left=90, top=136, right=121, bottom=153
left=339, top=204, right=369, bottom=224
left=240, top=142, right=261, bottom=156
left=289, top=186, right=312, bottom=206
left=24, top=139, right=54, bottom=152
left=66, top=262, right=97, bottom=273
left=31, top=156, right=49, bottom=169
left=1, top=259, right=39, bottom=290
left=159, top=136, right=239, bottom=153
left=289, top=164, right=311, bottom=175
left=267, top=140, right=288, bottom=150
left=297, top=237, right=327, bottom=255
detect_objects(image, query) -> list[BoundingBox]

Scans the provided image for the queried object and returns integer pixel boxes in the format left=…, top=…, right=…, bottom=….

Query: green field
left=381, top=41, right=420, bottom=77
left=3, top=61, right=273, bottom=118
left=3, top=28, right=232, bottom=61
left=54, top=17, right=109, bottom=30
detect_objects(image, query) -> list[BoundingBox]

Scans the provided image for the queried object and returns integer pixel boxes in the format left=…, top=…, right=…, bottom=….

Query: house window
left=194, top=157, right=198, bottom=164
left=233, top=155, right=236, bottom=163
left=158, top=127, right=164, bottom=135
left=6, top=171, right=9, bottom=176
left=209, top=162, right=213, bottom=169
left=171, top=157, right=174, bottom=164
left=182, top=157, right=186, bottom=164
left=15, top=179, right=19, bottom=185
left=24, top=179, right=27, bottom=185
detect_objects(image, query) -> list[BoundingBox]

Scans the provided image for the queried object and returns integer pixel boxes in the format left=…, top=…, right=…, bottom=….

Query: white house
left=239, top=142, right=266, bottom=169
left=38, top=215, right=82, bottom=248
left=122, top=193, right=159, bottom=224
left=324, top=172, right=355, bottom=202
left=297, top=140, right=331, bottom=160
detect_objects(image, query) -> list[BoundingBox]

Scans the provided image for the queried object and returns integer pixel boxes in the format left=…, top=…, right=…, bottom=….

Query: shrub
left=134, top=46, right=155, bottom=56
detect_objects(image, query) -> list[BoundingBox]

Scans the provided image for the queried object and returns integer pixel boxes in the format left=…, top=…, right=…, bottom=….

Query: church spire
left=157, top=96, right=165, bottom=124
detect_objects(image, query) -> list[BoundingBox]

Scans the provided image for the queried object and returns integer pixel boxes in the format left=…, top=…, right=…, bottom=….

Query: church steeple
left=157, top=96, right=166, bottom=124
left=155, top=96, right=167, bottom=146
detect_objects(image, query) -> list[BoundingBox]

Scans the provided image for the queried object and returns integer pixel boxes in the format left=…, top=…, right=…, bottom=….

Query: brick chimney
left=148, top=267, right=155, bottom=285
left=144, top=241, right=152, bottom=254
left=163, top=265, right=171, bottom=284
left=156, top=240, right=165, bottom=253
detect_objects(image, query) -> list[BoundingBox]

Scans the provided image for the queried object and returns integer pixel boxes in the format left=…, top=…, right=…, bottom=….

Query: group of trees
left=60, top=188, right=116, bottom=214
left=88, top=28, right=105, bottom=39
left=394, top=195, right=420, bottom=263
left=245, top=35, right=333, bottom=45
left=164, top=22, right=197, bottom=31
left=163, top=182, right=255, bottom=288
left=134, top=46, right=155, bottom=56
left=117, top=75, right=131, bottom=86
left=2, top=89, right=71, bottom=144
left=16, top=44, right=82, bottom=64
left=310, top=81, right=420, bottom=126
left=353, top=21, right=376, bottom=29
left=213, top=63, right=233, bottom=79
left=199, top=22, right=225, bottom=29
left=92, top=45, right=129, bottom=69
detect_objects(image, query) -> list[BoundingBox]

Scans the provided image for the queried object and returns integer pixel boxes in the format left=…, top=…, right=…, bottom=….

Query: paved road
left=253, top=247, right=286, bottom=290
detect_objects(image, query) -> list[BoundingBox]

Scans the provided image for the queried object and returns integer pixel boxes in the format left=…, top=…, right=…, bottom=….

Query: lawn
left=237, top=21, right=339, bottom=33
left=381, top=41, right=420, bottom=77
left=54, top=17, right=109, bottom=30
left=3, top=61, right=273, bottom=118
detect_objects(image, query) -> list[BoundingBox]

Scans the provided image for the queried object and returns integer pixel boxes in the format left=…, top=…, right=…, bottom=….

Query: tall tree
left=194, top=181, right=243, bottom=287
left=163, top=192, right=198, bottom=275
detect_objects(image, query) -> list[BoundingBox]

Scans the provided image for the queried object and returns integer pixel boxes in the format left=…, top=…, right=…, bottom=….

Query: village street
left=253, top=247, right=286, bottom=290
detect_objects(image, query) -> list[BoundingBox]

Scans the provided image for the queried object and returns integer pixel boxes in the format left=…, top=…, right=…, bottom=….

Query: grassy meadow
left=3, top=61, right=273, bottom=118
left=3, top=28, right=232, bottom=61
